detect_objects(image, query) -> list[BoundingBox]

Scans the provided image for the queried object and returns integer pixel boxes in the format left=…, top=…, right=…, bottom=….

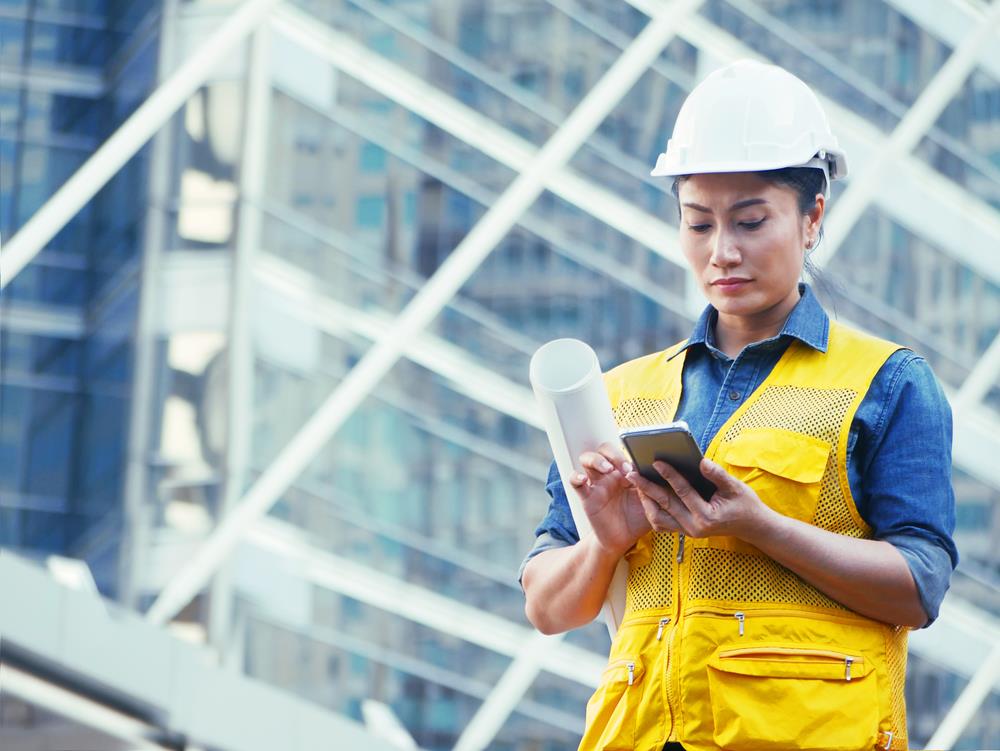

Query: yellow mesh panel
left=693, top=385, right=864, bottom=609
left=885, top=627, right=909, bottom=748
left=625, top=533, right=675, bottom=614
left=613, top=397, right=677, bottom=431
left=613, top=396, right=677, bottom=616
left=721, top=386, right=861, bottom=536
left=687, top=548, right=846, bottom=610
left=720, top=385, right=856, bottom=445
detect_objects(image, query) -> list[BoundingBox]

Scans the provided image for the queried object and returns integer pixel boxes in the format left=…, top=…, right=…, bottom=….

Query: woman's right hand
left=570, top=442, right=652, bottom=557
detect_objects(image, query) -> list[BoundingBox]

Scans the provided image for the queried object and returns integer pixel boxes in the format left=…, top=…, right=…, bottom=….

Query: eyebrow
left=682, top=198, right=768, bottom=213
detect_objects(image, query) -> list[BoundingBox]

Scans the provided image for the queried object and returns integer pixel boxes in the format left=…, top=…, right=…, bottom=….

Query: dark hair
left=671, top=167, right=838, bottom=305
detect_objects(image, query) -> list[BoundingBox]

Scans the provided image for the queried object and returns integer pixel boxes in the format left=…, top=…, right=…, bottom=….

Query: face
left=677, top=172, right=823, bottom=321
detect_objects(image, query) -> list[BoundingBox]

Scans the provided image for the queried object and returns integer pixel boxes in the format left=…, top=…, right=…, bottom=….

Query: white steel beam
left=954, top=330, right=1000, bottom=410
left=453, top=631, right=564, bottom=751
left=0, top=0, right=280, bottom=290
left=624, top=0, right=1000, bottom=288
left=255, top=254, right=542, bottom=428
left=145, top=0, right=704, bottom=626
left=925, top=643, right=1000, bottom=749
left=268, top=3, right=686, bottom=270
left=813, top=0, right=1000, bottom=269
left=0, top=665, right=168, bottom=751
left=208, top=21, right=272, bottom=662
left=246, top=517, right=606, bottom=689
left=266, top=3, right=1000, bottom=493
left=884, top=0, right=1000, bottom=83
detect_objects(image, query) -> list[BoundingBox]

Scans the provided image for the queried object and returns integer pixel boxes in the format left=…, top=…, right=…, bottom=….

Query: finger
left=579, top=451, right=615, bottom=474
left=699, top=458, right=742, bottom=495
left=638, top=493, right=682, bottom=533
left=625, top=469, right=677, bottom=508
left=654, top=461, right=707, bottom=514
left=596, top=441, right=634, bottom=475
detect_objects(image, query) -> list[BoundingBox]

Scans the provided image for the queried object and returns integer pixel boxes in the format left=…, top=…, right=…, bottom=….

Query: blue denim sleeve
left=517, top=460, right=581, bottom=586
left=852, top=351, right=958, bottom=626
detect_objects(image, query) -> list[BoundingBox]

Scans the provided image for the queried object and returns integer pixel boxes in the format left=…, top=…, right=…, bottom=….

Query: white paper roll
left=529, top=339, right=627, bottom=635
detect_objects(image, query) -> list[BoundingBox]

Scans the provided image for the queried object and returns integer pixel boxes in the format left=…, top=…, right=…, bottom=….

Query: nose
left=710, top=227, right=741, bottom=267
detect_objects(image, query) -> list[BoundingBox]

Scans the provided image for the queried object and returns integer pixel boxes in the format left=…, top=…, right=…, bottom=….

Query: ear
left=807, top=193, right=825, bottom=234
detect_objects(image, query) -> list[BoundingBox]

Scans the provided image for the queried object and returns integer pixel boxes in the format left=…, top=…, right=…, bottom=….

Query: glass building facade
left=2, top=1, right=999, bottom=748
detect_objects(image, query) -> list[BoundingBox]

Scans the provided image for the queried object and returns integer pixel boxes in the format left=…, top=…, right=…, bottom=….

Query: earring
left=805, top=238, right=814, bottom=250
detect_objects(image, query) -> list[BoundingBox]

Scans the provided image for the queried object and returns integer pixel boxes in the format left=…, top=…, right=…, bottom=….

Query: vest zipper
left=627, top=661, right=635, bottom=686
left=664, top=622, right=678, bottom=738
left=716, top=646, right=865, bottom=682
left=734, top=611, right=745, bottom=636
left=656, top=617, right=671, bottom=640
left=684, top=605, right=870, bottom=626
left=676, top=533, right=685, bottom=562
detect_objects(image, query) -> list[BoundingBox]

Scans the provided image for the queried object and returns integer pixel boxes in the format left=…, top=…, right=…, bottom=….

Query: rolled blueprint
left=529, top=338, right=627, bottom=635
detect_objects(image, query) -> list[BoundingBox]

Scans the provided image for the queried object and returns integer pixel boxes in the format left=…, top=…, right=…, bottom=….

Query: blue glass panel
left=359, top=142, right=387, bottom=172
left=356, top=195, right=385, bottom=228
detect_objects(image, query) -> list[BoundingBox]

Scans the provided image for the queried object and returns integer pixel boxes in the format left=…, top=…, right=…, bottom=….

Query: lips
left=713, top=278, right=751, bottom=287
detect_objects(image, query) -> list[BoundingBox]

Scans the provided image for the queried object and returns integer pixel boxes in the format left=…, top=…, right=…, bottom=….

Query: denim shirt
left=522, top=285, right=958, bottom=625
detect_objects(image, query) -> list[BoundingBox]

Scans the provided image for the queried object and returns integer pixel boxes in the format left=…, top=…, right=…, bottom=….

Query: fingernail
left=599, top=460, right=613, bottom=472
left=622, top=462, right=633, bottom=474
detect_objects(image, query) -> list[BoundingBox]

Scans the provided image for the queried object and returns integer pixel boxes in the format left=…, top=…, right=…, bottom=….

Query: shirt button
left=728, top=390, right=741, bottom=401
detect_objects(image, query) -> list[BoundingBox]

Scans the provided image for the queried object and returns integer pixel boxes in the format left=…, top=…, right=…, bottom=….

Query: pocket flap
left=723, top=428, right=830, bottom=484
left=709, top=643, right=871, bottom=681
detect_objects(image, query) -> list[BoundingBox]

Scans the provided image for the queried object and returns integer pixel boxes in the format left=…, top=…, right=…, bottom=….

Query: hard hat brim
left=650, top=151, right=847, bottom=180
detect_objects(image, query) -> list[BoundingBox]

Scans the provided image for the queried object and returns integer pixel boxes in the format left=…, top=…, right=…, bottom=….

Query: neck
left=714, top=287, right=802, bottom=359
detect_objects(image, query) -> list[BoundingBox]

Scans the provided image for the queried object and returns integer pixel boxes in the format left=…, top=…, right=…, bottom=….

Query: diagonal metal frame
left=925, top=643, right=1000, bottom=749
left=270, top=0, right=1000, bottom=486
left=451, top=631, right=563, bottom=751
left=145, top=0, right=705, bottom=625
left=0, top=0, right=281, bottom=289
left=624, top=0, right=1000, bottom=288
left=2, top=0, right=1000, bottom=744
left=247, top=516, right=607, bottom=688
left=812, top=0, right=1000, bottom=270
left=884, top=0, right=1000, bottom=82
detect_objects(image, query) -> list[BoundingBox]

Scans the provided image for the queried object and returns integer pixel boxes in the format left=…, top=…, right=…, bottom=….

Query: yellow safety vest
left=580, top=321, right=909, bottom=751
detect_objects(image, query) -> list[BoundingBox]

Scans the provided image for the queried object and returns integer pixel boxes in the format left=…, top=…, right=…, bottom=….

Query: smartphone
left=620, top=422, right=716, bottom=501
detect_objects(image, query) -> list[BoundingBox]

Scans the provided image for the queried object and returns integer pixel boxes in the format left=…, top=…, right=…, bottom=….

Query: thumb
left=700, top=458, right=741, bottom=494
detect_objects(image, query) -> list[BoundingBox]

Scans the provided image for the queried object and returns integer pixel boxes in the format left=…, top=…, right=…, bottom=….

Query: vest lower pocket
left=580, top=657, right=645, bottom=751
left=706, top=643, right=879, bottom=751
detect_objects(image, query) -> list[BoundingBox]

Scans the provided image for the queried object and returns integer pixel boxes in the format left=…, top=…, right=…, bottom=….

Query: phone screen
left=620, top=425, right=716, bottom=501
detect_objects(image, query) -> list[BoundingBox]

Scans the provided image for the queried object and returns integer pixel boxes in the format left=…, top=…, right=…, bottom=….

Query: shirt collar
left=667, top=283, right=829, bottom=361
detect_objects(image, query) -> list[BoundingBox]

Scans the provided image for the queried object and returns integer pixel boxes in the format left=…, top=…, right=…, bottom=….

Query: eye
left=687, top=223, right=711, bottom=234
left=739, top=218, right=766, bottom=230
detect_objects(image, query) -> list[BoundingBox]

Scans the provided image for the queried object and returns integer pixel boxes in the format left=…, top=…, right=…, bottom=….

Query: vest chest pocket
left=707, top=644, right=879, bottom=751
left=721, top=428, right=831, bottom=524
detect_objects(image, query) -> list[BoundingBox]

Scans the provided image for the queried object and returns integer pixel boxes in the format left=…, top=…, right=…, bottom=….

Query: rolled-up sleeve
left=856, top=353, right=959, bottom=626
left=517, top=460, right=580, bottom=586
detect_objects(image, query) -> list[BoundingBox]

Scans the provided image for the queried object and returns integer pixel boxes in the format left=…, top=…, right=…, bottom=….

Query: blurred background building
left=1, top=0, right=999, bottom=748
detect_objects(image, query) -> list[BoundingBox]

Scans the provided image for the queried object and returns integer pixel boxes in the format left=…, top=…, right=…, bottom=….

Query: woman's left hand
left=627, top=458, right=774, bottom=542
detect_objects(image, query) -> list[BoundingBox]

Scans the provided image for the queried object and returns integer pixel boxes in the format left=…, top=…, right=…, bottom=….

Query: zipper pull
left=656, top=617, right=671, bottom=641
left=676, top=534, right=685, bottom=563
left=734, top=612, right=745, bottom=637
left=627, top=662, right=635, bottom=686
left=845, top=656, right=853, bottom=682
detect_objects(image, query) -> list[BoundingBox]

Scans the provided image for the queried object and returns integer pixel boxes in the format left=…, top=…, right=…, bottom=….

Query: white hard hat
left=650, top=60, right=847, bottom=192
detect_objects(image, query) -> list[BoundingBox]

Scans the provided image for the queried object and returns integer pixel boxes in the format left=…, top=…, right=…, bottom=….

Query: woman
left=520, top=60, right=957, bottom=751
